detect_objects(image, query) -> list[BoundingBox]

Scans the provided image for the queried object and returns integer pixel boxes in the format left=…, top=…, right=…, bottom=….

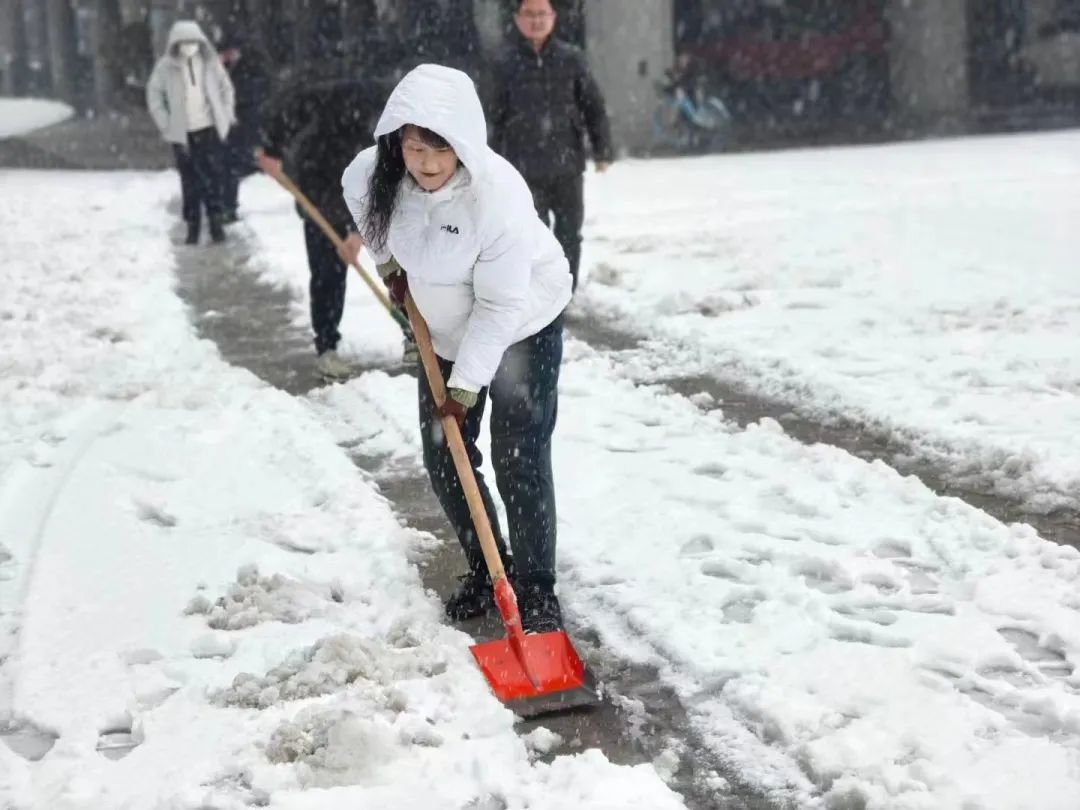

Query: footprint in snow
left=96, top=712, right=142, bottom=760
left=757, top=486, right=821, bottom=519
left=892, top=562, right=940, bottom=595
left=679, top=535, right=715, bottom=557
left=700, top=559, right=758, bottom=584
left=0, top=719, right=58, bottom=762
left=872, top=540, right=913, bottom=560
left=856, top=571, right=904, bottom=595
left=790, top=558, right=854, bottom=594
left=721, top=589, right=766, bottom=624
left=133, top=497, right=178, bottom=528
left=929, top=662, right=1077, bottom=738
left=998, top=628, right=1074, bottom=682
left=691, top=462, right=728, bottom=479
left=828, top=620, right=911, bottom=648
left=831, top=605, right=900, bottom=627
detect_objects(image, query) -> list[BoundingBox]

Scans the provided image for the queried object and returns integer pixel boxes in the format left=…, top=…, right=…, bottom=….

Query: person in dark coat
left=488, top=0, right=614, bottom=292
left=218, top=33, right=271, bottom=222
left=256, top=70, right=408, bottom=379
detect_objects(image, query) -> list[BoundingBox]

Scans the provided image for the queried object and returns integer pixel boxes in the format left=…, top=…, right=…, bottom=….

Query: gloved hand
left=384, top=269, right=408, bottom=308
left=437, top=387, right=478, bottom=428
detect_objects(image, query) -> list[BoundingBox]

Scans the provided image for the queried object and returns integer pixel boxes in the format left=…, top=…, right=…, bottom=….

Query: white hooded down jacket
left=341, top=64, right=572, bottom=394
left=146, top=21, right=235, bottom=144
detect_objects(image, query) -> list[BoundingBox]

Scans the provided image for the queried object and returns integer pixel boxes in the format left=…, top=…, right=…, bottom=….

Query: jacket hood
left=373, top=64, right=489, bottom=180
left=166, top=20, right=214, bottom=57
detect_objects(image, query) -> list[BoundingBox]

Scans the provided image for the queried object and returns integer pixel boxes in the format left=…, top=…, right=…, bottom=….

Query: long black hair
left=364, top=125, right=452, bottom=253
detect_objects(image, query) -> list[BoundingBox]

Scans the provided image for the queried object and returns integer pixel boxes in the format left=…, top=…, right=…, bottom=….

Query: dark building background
left=1, top=0, right=1078, bottom=151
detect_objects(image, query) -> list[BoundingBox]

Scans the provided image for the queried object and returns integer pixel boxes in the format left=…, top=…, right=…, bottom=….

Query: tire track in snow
left=0, top=401, right=118, bottom=758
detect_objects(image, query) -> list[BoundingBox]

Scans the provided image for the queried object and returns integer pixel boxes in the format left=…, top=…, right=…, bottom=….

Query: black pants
left=303, top=219, right=348, bottom=355
left=526, top=173, right=584, bottom=292
left=419, top=316, right=563, bottom=584
left=222, top=123, right=257, bottom=216
left=173, top=127, right=225, bottom=226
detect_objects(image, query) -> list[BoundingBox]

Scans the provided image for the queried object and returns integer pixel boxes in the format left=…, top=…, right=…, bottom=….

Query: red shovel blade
left=470, top=630, right=599, bottom=716
left=470, top=579, right=600, bottom=716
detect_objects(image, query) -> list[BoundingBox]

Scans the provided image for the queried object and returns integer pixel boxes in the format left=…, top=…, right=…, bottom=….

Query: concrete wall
left=887, top=0, right=969, bottom=124
left=584, top=0, right=674, bottom=153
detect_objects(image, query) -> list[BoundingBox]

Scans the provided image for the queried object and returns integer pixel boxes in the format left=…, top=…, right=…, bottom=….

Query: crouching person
left=341, top=65, right=572, bottom=633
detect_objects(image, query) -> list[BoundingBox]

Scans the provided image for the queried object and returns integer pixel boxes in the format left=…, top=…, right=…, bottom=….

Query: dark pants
left=173, top=127, right=225, bottom=226
left=527, top=173, right=584, bottom=292
left=222, top=123, right=258, bottom=216
left=419, top=316, right=563, bottom=584
left=303, top=219, right=348, bottom=355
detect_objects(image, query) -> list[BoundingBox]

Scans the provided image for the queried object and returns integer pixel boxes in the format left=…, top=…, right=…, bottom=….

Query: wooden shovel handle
left=404, top=296, right=509, bottom=585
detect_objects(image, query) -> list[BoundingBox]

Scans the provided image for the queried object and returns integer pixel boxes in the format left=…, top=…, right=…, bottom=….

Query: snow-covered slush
left=213, top=633, right=445, bottom=709
left=185, top=564, right=330, bottom=631
left=0, top=172, right=684, bottom=809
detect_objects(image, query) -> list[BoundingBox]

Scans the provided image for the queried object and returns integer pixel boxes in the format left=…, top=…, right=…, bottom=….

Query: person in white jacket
left=340, top=64, right=573, bottom=633
left=146, top=20, right=236, bottom=245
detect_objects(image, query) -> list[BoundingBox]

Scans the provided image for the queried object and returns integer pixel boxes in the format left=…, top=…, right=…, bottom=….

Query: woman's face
left=401, top=126, right=459, bottom=192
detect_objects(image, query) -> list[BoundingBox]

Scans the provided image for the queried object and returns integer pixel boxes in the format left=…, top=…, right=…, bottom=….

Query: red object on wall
left=694, top=6, right=886, bottom=82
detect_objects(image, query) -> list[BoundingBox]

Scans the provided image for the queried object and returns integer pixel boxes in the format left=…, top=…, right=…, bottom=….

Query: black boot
left=209, top=216, right=227, bottom=244
left=445, top=560, right=515, bottom=621
left=518, top=579, right=563, bottom=635
left=184, top=221, right=200, bottom=245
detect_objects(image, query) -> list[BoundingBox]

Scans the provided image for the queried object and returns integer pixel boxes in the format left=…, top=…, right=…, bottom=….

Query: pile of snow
left=0, top=170, right=683, bottom=809
left=184, top=564, right=329, bottom=630
left=0, top=98, right=73, bottom=139
left=579, top=130, right=1080, bottom=513
left=213, top=633, right=443, bottom=709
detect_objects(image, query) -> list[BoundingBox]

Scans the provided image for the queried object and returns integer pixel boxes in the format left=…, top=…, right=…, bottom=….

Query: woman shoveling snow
left=340, top=65, right=573, bottom=634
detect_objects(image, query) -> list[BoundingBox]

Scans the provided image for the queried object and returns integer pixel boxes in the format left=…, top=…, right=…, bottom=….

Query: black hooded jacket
left=488, top=34, right=614, bottom=180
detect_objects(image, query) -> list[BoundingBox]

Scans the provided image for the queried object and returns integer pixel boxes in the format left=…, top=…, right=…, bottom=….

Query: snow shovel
left=404, top=297, right=600, bottom=717
left=265, top=168, right=413, bottom=338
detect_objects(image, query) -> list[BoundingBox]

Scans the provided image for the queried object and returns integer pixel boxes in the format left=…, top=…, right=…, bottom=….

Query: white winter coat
left=342, top=64, right=572, bottom=394
left=146, top=21, right=235, bottom=144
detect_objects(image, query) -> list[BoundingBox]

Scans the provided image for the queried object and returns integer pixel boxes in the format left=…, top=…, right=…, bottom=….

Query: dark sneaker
left=518, top=580, right=563, bottom=635
left=314, top=350, right=352, bottom=380
left=184, top=222, right=200, bottom=245
left=445, top=561, right=515, bottom=621
left=445, top=569, right=495, bottom=621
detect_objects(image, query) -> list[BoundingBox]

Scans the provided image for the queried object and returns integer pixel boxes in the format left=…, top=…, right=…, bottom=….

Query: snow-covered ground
left=0, top=171, right=682, bottom=809
left=3, top=127, right=1080, bottom=810
left=0, top=98, right=74, bottom=139
left=237, top=133, right=1080, bottom=810
left=578, top=131, right=1080, bottom=514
